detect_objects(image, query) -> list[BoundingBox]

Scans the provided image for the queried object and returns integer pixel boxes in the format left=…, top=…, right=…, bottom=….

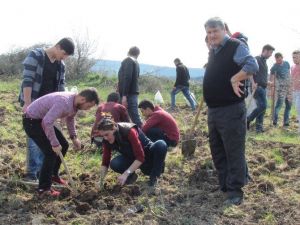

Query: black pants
left=110, top=140, right=167, bottom=178
left=23, top=117, right=69, bottom=189
left=208, top=102, right=248, bottom=197
left=145, top=127, right=177, bottom=147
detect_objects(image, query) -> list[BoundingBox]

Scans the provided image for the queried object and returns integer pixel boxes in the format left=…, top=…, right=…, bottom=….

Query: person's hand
left=117, top=172, right=129, bottom=186
left=231, top=79, right=244, bottom=97
left=122, top=96, right=128, bottom=108
left=252, top=82, right=258, bottom=91
left=72, top=138, right=82, bottom=150
left=52, top=145, right=62, bottom=155
left=22, top=102, right=30, bottom=113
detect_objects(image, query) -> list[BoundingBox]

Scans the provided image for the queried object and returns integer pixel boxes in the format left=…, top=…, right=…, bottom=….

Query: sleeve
left=41, top=100, right=66, bottom=147
left=58, top=62, right=66, bottom=91
left=101, top=143, right=112, bottom=167
left=127, top=128, right=145, bottom=163
left=65, top=114, right=77, bottom=138
left=142, top=114, right=159, bottom=133
left=22, top=50, right=38, bottom=88
left=233, top=44, right=259, bottom=74
left=121, top=59, right=134, bottom=96
left=92, top=106, right=103, bottom=136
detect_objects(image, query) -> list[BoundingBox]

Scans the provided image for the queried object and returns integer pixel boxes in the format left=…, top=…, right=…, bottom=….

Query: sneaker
left=283, top=123, right=289, bottom=127
left=256, top=129, right=264, bottom=133
left=37, top=188, right=60, bottom=197
left=148, top=176, right=157, bottom=187
left=273, top=121, right=277, bottom=126
left=52, top=176, right=68, bottom=185
left=224, top=196, right=243, bottom=206
left=23, top=175, right=38, bottom=183
left=125, top=173, right=138, bottom=185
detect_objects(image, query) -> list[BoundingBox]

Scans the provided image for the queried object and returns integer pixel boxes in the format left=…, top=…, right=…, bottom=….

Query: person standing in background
left=291, top=50, right=300, bottom=132
left=118, top=46, right=143, bottom=127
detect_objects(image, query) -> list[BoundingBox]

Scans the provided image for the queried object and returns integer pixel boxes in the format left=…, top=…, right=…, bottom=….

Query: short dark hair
left=107, top=92, right=120, bottom=102
left=275, top=52, right=283, bottom=58
left=128, top=46, right=140, bottom=57
left=97, top=117, right=116, bottom=131
left=56, top=38, right=75, bottom=55
left=293, top=50, right=300, bottom=55
left=138, top=100, right=155, bottom=110
left=79, top=88, right=99, bottom=105
left=262, top=44, right=275, bottom=52
left=174, top=58, right=181, bottom=64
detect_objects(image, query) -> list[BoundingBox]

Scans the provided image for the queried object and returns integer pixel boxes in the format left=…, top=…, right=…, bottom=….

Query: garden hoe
left=181, top=97, right=204, bottom=157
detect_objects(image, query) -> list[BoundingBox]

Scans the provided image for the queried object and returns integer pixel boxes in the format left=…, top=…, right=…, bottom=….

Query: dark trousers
left=127, top=94, right=143, bottom=127
left=145, top=127, right=177, bottom=147
left=208, top=102, right=248, bottom=197
left=23, top=117, right=69, bottom=189
left=247, top=86, right=267, bottom=131
left=110, top=140, right=167, bottom=178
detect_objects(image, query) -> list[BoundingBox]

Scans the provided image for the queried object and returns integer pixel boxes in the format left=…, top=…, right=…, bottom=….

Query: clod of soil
left=257, top=181, right=275, bottom=193
left=255, top=155, right=266, bottom=163
left=182, top=139, right=196, bottom=157
left=75, top=202, right=91, bottom=214
left=264, top=160, right=276, bottom=171
left=252, top=169, right=261, bottom=177
left=258, top=167, right=270, bottom=174
left=78, top=173, right=90, bottom=181
left=78, top=189, right=98, bottom=203
left=59, top=188, right=71, bottom=199
left=104, top=196, right=115, bottom=210
left=287, top=159, right=298, bottom=168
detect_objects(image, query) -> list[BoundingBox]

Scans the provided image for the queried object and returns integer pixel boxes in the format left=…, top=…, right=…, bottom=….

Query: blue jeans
left=171, top=86, right=196, bottom=110
left=110, top=139, right=167, bottom=178
left=274, top=97, right=292, bottom=125
left=26, top=137, right=44, bottom=179
left=127, top=94, right=142, bottom=127
left=145, top=127, right=177, bottom=147
left=247, top=86, right=267, bottom=131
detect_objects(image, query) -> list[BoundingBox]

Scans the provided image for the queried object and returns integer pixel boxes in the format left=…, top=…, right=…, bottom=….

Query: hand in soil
left=117, top=173, right=128, bottom=186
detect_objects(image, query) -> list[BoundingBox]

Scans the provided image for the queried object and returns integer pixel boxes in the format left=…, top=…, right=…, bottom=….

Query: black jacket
left=118, top=57, right=140, bottom=96
left=174, top=63, right=190, bottom=87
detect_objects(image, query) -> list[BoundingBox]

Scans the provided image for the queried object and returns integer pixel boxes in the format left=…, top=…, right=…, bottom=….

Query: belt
left=22, top=114, right=42, bottom=122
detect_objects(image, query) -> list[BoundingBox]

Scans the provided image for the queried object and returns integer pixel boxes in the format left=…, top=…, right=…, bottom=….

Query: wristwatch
left=126, top=169, right=132, bottom=175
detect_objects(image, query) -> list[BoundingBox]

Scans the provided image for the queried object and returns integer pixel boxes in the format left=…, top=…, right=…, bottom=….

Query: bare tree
left=65, top=30, right=98, bottom=80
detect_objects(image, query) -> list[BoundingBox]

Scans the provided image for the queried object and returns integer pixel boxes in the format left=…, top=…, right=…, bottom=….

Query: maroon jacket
left=142, top=106, right=179, bottom=143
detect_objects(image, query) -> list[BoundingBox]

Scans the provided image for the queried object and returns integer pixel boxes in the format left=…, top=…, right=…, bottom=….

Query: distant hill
left=91, top=59, right=205, bottom=80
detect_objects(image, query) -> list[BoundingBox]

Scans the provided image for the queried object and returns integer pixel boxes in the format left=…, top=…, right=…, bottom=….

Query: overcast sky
left=1, top=0, right=299, bottom=67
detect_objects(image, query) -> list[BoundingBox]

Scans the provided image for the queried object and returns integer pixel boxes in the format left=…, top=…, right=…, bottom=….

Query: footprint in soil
left=257, top=181, right=275, bottom=193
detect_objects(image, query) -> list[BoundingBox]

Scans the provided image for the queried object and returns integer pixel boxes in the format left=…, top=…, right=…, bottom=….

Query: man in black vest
left=118, top=46, right=142, bottom=127
left=203, top=17, right=258, bottom=205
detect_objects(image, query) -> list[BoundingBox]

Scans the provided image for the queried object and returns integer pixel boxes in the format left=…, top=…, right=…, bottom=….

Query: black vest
left=203, top=39, right=244, bottom=108
left=102, top=123, right=152, bottom=158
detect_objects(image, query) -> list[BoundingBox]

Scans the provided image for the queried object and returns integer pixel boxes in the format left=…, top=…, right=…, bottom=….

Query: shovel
left=181, top=97, right=204, bottom=157
left=57, top=151, right=77, bottom=194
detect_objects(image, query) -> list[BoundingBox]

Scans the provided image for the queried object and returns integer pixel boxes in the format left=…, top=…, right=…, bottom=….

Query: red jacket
left=142, top=106, right=179, bottom=143
left=92, top=102, right=130, bottom=136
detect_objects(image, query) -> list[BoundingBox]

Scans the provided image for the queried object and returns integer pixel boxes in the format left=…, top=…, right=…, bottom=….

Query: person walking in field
left=23, top=88, right=99, bottom=197
left=171, top=58, right=196, bottom=111
left=19, top=38, right=75, bottom=181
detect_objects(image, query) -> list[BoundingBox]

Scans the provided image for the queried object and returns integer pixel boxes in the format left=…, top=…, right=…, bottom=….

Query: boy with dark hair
left=91, top=92, right=130, bottom=138
left=23, top=88, right=99, bottom=197
left=19, top=37, right=75, bottom=181
left=138, top=100, right=179, bottom=147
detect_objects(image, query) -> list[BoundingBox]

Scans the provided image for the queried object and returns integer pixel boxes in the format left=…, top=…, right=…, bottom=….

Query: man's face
left=77, top=98, right=96, bottom=110
left=262, top=50, right=274, bottom=59
left=56, top=47, right=69, bottom=60
left=140, top=108, right=152, bottom=119
left=205, top=26, right=226, bottom=48
left=275, top=56, right=283, bottom=64
left=292, top=53, right=300, bottom=65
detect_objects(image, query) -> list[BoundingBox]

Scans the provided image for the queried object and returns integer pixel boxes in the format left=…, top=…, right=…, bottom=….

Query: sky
left=1, top=0, right=300, bottom=68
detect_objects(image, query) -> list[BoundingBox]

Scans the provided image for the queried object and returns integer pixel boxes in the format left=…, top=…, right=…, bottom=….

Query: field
left=0, top=76, right=299, bottom=225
